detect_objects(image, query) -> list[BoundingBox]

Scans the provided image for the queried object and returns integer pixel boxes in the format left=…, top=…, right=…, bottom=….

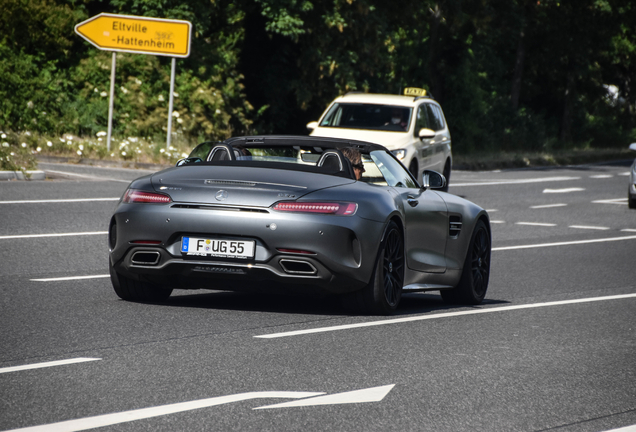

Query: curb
left=36, top=155, right=170, bottom=171
left=0, top=171, right=46, bottom=181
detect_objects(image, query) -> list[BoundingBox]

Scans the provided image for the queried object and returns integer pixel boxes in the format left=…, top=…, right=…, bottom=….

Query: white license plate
left=181, top=237, right=255, bottom=259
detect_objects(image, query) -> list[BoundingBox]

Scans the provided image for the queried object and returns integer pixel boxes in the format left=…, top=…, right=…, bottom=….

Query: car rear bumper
left=109, top=203, right=386, bottom=294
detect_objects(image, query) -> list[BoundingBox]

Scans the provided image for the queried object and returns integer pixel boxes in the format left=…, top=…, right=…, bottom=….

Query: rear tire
left=109, top=262, right=173, bottom=302
left=352, top=221, right=404, bottom=315
left=441, top=220, right=490, bottom=305
left=629, top=194, right=636, bottom=209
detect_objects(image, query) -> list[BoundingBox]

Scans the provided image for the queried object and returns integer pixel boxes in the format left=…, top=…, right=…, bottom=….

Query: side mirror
left=307, top=121, right=319, bottom=132
left=422, top=170, right=446, bottom=190
left=629, top=143, right=636, bottom=151
left=418, top=128, right=436, bottom=140
left=176, top=157, right=202, bottom=167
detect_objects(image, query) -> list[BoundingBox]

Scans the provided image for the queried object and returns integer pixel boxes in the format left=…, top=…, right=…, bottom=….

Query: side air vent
left=449, top=215, right=462, bottom=238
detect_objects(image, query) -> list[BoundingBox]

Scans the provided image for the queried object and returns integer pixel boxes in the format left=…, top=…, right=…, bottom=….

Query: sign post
left=75, top=13, right=192, bottom=150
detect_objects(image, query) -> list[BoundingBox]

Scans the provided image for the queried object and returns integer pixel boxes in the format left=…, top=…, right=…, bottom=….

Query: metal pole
left=107, top=52, right=116, bottom=152
left=167, top=57, right=176, bottom=149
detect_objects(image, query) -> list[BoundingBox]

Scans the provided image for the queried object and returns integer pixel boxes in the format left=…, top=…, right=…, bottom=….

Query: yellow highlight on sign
left=75, top=13, right=191, bottom=58
left=403, top=87, right=427, bottom=97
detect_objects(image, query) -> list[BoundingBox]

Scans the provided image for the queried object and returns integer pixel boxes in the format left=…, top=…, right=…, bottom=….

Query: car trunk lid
left=151, top=165, right=354, bottom=207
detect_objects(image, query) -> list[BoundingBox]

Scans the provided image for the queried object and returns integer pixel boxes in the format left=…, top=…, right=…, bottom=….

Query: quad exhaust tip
left=279, top=259, right=317, bottom=275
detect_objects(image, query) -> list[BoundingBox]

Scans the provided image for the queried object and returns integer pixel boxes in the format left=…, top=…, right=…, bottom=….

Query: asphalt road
left=0, top=161, right=635, bottom=432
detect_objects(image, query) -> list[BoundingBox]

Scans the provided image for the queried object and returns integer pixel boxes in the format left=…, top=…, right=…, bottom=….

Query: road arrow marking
left=5, top=392, right=325, bottom=432
left=254, top=384, right=395, bottom=409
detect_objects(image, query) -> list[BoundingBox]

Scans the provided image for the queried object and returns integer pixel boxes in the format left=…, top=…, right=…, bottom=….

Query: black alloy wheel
left=381, top=224, right=405, bottom=308
left=441, top=220, right=490, bottom=305
left=349, top=221, right=405, bottom=315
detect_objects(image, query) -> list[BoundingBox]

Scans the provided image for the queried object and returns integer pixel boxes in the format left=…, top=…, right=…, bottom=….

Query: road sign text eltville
left=75, top=13, right=191, bottom=58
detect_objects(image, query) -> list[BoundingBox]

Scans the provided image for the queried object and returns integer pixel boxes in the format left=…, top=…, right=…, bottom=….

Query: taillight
left=123, top=189, right=172, bottom=204
left=272, top=202, right=357, bottom=216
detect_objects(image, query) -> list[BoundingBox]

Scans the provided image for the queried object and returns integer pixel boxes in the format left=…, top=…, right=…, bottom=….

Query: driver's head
left=341, top=147, right=365, bottom=180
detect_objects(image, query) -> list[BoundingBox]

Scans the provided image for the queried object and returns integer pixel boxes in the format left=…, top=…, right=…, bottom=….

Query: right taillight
left=272, top=201, right=357, bottom=216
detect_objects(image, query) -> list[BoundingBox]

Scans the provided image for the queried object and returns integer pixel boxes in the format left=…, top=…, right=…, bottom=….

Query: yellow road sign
left=75, top=13, right=191, bottom=58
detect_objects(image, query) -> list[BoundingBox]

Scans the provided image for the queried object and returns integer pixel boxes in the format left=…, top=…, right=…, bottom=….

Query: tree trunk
left=510, top=29, right=525, bottom=110
left=560, top=72, right=575, bottom=143
left=428, top=3, right=444, bottom=103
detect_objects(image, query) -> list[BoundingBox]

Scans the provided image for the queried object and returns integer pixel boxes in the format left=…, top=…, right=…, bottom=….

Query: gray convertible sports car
left=109, top=135, right=491, bottom=314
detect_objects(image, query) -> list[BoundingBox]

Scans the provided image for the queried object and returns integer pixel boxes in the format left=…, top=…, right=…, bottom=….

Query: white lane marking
left=30, top=275, right=109, bottom=282
left=490, top=220, right=506, bottom=224
left=569, top=225, right=610, bottom=231
left=255, top=294, right=636, bottom=339
left=618, top=172, right=630, bottom=176
left=530, top=203, right=567, bottom=209
left=603, top=424, right=636, bottom=432
left=0, top=198, right=118, bottom=204
left=0, top=358, right=100, bottom=374
left=543, top=188, right=585, bottom=193
left=42, top=169, right=131, bottom=183
left=7, top=392, right=325, bottom=432
left=590, top=174, right=613, bottom=179
left=0, top=231, right=107, bottom=240
left=621, top=229, right=636, bottom=232
left=486, top=209, right=498, bottom=212
left=254, top=385, right=395, bottom=410
left=593, top=198, right=628, bottom=205
left=515, top=222, right=557, bottom=227
left=492, top=235, right=636, bottom=251
left=452, top=176, right=580, bottom=187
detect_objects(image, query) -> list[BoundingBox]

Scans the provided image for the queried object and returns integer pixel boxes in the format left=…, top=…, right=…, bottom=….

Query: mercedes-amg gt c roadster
left=109, top=135, right=491, bottom=314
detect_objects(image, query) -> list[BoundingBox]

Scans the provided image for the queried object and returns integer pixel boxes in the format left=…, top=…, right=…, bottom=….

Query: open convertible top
left=179, top=135, right=391, bottom=180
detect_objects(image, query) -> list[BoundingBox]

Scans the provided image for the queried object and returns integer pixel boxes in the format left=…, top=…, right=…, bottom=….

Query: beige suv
left=307, top=88, right=452, bottom=187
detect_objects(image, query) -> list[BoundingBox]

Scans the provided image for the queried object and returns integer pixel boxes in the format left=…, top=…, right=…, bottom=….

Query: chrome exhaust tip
left=131, top=251, right=161, bottom=266
left=279, top=259, right=317, bottom=275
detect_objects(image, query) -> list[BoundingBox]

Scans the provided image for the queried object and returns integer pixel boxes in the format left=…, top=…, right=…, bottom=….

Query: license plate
left=181, top=237, right=255, bottom=259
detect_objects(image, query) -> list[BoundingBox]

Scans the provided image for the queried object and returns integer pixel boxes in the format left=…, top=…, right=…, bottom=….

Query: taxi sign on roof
left=75, top=13, right=191, bottom=58
left=403, top=87, right=427, bottom=97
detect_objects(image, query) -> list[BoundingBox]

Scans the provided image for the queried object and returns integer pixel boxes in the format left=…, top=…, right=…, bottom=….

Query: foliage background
left=1, top=0, right=635, bottom=158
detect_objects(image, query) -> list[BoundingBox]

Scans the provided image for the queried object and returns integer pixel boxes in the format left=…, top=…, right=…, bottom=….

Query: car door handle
left=407, top=196, right=419, bottom=207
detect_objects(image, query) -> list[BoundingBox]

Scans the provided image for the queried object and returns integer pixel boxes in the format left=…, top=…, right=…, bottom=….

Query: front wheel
left=109, top=261, right=173, bottom=302
left=441, top=220, right=490, bottom=305
left=352, top=221, right=405, bottom=315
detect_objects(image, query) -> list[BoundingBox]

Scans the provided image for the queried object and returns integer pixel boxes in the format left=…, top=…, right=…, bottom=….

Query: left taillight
left=123, top=189, right=172, bottom=204
left=272, top=201, right=357, bottom=216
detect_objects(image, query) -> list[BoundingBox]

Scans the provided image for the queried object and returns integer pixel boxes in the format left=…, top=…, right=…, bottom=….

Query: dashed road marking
left=492, top=235, right=636, bottom=251
left=0, top=198, right=118, bottom=204
left=543, top=187, right=585, bottom=193
left=593, top=198, right=627, bottom=205
left=255, top=293, right=636, bottom=339
left=569, top=225, right=610, bottom=230
left=30, top=275, right=109, bottom=282
left=530, top=203, right=567, bottom=209
left=0, top=358, right=100, bottom=374
left=589, top=174, right=613, bottom=179
left=515, top=222, right=557, bottom=227
left=452, top=176, right=580, bottom=187
left=0, top=231, right=107, bottom=240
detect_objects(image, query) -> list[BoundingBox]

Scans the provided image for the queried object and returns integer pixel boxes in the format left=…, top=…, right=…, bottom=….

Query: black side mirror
left=176, top=157, right=203, bottom=167
left=422, top=170, right=447, bottom=190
